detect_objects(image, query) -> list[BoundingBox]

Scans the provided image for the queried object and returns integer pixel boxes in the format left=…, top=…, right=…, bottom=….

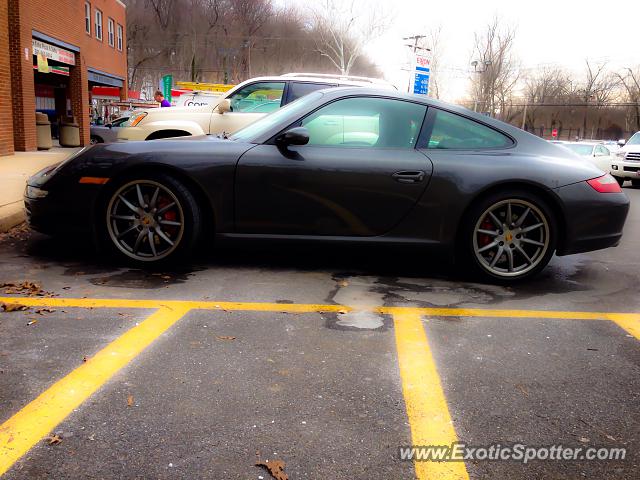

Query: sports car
left=24, top=88, right=630, bottom=281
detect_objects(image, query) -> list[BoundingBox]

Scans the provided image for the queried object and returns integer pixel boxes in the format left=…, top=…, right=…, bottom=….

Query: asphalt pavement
left=0, top=186, right=639, bottom=479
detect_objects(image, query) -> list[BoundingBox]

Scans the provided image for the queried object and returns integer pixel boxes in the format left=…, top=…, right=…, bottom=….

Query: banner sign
left=32, top=38, right=76, bottom=65
left=162, top=75, right=173, bottom=103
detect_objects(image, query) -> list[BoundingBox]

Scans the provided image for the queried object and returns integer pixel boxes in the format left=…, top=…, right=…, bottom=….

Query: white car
left=117, top=73, right=395, bottom=142
left=611, top=132, right=640, bottom=187
left=552, top=141, right=617, bottom=173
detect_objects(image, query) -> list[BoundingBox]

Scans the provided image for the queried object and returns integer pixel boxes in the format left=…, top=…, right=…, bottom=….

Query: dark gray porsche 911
left=25, top=88, right=629, bottom=281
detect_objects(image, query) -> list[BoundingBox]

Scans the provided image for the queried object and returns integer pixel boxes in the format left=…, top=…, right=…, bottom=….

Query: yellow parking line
left=0, top=305, right=190, bottom=476
left=1, top=296, right=639, bottom=322
left=393, top=311, right=469, bottom=480
left=606, top=313, right=640, bottom=340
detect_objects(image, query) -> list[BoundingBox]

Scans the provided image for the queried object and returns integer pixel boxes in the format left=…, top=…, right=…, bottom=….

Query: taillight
left=586, top=174, right=622, bottom=193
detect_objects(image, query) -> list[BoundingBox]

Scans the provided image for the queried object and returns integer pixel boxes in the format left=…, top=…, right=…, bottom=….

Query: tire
left=458, top=189, right=557, bottom=283
left=614, top=176, right=625, bottom=187
left=99, top=173, right=201, bottom=265
left=632, top=179, right=640, bottom=188
left=90, top=136, right=103, bottom=144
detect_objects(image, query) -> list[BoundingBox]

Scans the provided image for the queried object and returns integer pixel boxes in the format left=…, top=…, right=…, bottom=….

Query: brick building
left=1, top=0, right=127, bottom=155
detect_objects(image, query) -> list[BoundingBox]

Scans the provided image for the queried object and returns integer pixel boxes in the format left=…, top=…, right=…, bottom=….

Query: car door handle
left=392, top=171, right=425, bottom=183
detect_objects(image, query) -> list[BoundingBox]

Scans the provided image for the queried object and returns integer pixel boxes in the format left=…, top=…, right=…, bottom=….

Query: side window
left=424, top=109, right=513, bottom=149
left=111, top=117, right=129, bottom=127
left=595, top=145, right=609, bottom=156
left=288, top=82, right=334, bottom=103
left=227, top=82, right=285, bottom=113
left=300, top=97, right=427, bottom=148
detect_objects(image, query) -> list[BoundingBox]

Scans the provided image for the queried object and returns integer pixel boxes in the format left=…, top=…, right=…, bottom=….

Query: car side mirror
left=275, top=127, right=310, bottom=147
left=216, top=99, right=231, bottom=114
left=618, top=139, right=626, bottom=146
left=107, top=123, right=112, bottom=129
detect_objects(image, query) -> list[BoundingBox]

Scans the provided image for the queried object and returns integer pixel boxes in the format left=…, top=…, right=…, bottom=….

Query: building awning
left=88, top=68, right=124, bottom=88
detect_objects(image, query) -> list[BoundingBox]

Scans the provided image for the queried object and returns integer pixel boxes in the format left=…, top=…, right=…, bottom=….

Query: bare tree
left=522, top=66, right=571, bottom=129
left=423, top=25, right=443, bottom=99
left=469, top=17, right=519, bottom=119
left=310, top=0, right=391, bottom=75
left=617, top=66, right=640, bottom=132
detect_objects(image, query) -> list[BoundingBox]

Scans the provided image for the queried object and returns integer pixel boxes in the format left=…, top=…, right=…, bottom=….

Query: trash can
left=35, top=112, right=52, bottom=150
left=59, top=116, right=80, bottom=147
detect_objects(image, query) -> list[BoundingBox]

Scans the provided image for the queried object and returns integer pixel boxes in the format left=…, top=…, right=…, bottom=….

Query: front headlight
left=615, top=150, right=626, bottom=158
left=128, top=112, right=148, bottom=127
left=25, top=185, right=48, bottom=199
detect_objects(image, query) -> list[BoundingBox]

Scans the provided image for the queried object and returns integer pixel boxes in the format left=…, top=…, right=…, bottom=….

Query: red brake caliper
left=478, top=219, right=493, bottom=247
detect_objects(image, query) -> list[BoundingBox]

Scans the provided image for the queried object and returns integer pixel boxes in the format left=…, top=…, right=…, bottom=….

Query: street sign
left=161, top=75, right=173, bottom=103
left=411, top=53, right=431, bottom=96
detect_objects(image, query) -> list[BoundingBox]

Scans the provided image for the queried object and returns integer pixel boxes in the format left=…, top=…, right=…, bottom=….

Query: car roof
left=243, top=75, right=396, bottom=90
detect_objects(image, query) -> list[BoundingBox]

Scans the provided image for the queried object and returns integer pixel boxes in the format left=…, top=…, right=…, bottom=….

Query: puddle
left=89, top=268, right=199, bottom=289
left=336, top=310, right=385, bottom=329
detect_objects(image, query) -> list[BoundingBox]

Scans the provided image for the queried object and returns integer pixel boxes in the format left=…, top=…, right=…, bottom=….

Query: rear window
left=287, top=82, right=334, bottom=103
left=424, top=109, right=513, bottom=149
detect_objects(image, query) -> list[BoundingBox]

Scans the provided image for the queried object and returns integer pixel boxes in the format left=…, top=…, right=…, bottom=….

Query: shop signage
left=32, top=38, right=76, bottom=65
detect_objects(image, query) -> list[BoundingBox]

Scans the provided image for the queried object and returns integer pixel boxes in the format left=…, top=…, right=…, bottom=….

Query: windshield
left=231, top=91, right=325, bottom=142
left=562, top=144, right=593, bottom=156
left=627, top=132, right=640, bottom=145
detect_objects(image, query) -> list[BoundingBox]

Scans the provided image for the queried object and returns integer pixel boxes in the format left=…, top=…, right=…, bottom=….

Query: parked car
left=117, top=73, right=395, bottom=142
left=552, top=141, right=617, bottom=173
left=612, top=132, right=640, bottom=187
left=90, top=116, right=129, bottom=144
left=25, top=88, right=629, bottom=282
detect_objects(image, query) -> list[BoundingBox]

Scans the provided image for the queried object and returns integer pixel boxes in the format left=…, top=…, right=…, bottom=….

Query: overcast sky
left=286, top=0, right=639, bottom=101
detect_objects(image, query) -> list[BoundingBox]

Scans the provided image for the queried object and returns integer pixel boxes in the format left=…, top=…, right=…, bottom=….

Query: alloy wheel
left=106, top=180, right=185, bottom=262
left=472, top=199, right=550, bottom=278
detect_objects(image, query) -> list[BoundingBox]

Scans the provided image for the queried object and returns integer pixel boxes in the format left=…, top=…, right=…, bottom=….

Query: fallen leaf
left=127, top=395, right=134, bottom=407
left=161, top=275, right=171, bottom=280
left=1, top=302, right=29, bottom=312
left=337, top=309, right=348, bottom=315
left=47, top=434, right=62, bottom=445
left=339, top=280, right=349, bottom=287
left=216, top=336, right=236, bottom=341
left=515, top=384, right=529, bottom=397
left=256, top=460, right=288, bottom=480
left=35, top=308, right=55, bottom=315
left=27, top=320, right=38, bottom=326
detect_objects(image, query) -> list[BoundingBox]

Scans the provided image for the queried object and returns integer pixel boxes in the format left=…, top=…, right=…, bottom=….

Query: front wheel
left=614, top=176, right=625, bottom=187
left=102, top=174, right=201, bottom=264
left=460, top=191, right=557, bottom=282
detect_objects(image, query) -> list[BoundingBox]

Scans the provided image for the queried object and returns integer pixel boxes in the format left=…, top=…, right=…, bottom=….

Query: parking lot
left=0, top=187, right=638, bottom=479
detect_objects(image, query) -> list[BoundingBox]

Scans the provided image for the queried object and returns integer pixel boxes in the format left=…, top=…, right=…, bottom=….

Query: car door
left=234, top=96, right=432, bottom=236
left=209, top=81, right=286, bottom=135
left=593, top=145, right=613, bottom=172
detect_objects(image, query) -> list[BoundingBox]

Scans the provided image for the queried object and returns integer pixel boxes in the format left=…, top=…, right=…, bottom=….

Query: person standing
left=154, top=90, right=171, bottom=107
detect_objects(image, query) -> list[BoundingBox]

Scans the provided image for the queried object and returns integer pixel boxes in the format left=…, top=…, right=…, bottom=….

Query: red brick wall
left=7, top=0, right=127, bottom=150
left=0, top=0, right=15, bottom=155
left=8, top=0, right=37, bottom=151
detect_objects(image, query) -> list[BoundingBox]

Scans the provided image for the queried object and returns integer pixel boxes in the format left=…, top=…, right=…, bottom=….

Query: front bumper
left=555, top=181, right=630, bottom=256
left=24, top=183, right=99, bottom=236
left=611, top=158, right=640, bottom=179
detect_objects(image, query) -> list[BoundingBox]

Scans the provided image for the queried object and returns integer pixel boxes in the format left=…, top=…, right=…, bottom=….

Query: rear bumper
left=555, top=181, right=630, bottom=256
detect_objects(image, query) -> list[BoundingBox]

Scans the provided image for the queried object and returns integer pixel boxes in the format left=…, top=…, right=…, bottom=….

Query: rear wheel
left=103, top=174, right=201, bottom=264
left=613, top=176, right=625, bottom=187
left=461, top=191, right=556, bottom=282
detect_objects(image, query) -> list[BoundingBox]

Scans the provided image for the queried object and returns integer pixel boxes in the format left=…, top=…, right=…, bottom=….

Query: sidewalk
left=0, top=147, right=81, bottom=232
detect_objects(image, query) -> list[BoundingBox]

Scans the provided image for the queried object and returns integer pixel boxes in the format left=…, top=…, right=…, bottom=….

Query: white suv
left=611, top=132, right=640, bottom=187
left=118, top=73, right=395, bottom=142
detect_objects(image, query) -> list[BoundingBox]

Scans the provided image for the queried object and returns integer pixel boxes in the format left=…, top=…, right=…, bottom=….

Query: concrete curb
left=0, top=202, right=26, bottom=233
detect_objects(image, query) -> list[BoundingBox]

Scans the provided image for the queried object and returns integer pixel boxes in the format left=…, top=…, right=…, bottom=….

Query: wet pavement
left=0, top=187, right=639, bottom=479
